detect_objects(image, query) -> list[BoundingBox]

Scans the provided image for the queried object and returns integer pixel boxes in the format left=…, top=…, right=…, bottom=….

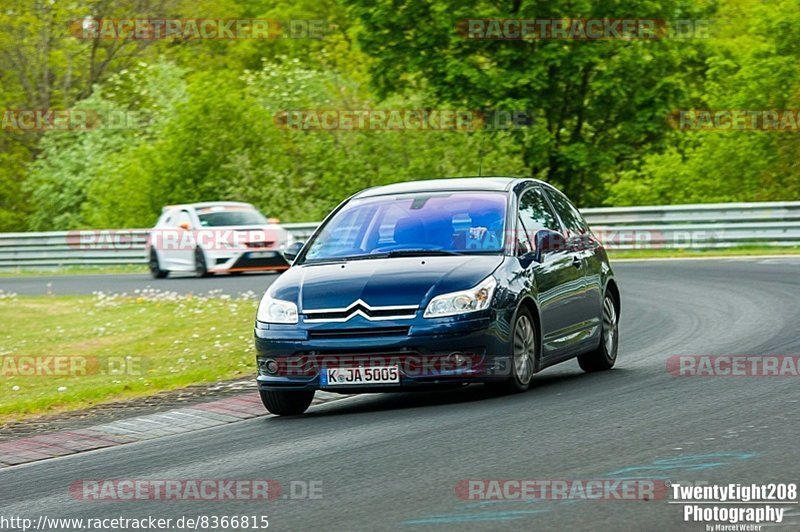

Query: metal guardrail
left=1, top=201, right=799, bottom=269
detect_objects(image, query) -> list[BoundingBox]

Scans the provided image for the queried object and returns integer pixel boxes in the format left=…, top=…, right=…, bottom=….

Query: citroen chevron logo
left=303, top=299, right=418, bottom=323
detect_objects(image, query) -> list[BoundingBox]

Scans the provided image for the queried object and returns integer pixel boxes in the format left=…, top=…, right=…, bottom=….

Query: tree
left=607, top=0, right=800, bottom=205
left=346, top=0, right=712, bottom=205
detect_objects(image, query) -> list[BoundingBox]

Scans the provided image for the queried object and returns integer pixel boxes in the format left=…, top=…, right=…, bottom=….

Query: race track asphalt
left=1, top=257, right=799, bottom=531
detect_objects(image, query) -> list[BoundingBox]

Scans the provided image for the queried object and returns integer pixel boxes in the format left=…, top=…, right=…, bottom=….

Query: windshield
left=197, top=208, right=268, bottom=227
left=304, top=191, right=507, bottom=262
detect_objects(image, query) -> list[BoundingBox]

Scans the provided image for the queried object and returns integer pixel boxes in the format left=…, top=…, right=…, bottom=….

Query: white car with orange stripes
left=146, top=202, right=293, bottom=278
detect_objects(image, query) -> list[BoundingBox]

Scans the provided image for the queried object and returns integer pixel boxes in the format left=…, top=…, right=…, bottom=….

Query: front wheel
left=149, top=249, right=168, bottom=279
left=487, top=307, right=537, bottom=394
left=259, top=389, right=315, bottom=416
left=194, top=248, right=211, bottom=278
left=578, top=291, right=619, bottom=372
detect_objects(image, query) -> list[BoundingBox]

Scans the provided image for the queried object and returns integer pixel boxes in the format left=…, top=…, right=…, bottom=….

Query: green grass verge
left=0, top=292, right=258, bottom=422
left=607, top=245, right=800, bottom=260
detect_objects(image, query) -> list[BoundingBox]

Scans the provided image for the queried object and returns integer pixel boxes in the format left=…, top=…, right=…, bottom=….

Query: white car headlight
left=423, top=276, right=497, bottom=318
left=257, top=291, right=298, bottom=324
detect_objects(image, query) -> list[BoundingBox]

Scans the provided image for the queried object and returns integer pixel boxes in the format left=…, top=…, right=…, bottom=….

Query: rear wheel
left=259, top=389, right=315, bottom=416
left=149, top=249, right=168, bottom=279
left=578, top=291, right=619, bottom=372
left=487, top=307, right=537, bottom=394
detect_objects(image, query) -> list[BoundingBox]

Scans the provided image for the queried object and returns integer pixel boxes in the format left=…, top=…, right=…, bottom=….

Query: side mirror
left=533, top=229, right=565, bottom=263
left=284, top=241, right=304, bottom=262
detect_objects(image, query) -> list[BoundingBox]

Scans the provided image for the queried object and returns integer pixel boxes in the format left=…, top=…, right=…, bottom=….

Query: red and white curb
left=0, top=391, right=341, bottom=468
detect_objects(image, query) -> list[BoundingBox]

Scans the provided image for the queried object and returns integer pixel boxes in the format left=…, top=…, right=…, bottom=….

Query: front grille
left=303, top=301, right=419, bottom=322
left=304, top=308, right=416, bottom=321
left=231, top=254, right=288, bottom=269
left=308, top=326, right=409, bottom=339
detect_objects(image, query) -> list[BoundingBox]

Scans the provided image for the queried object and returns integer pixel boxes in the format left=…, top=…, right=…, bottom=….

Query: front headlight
left=257, top=291, right=298, bottom=324
left=423, top=276, right=497, bottom=318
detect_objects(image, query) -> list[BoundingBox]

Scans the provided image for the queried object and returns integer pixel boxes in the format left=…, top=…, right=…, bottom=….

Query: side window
left=543, top=187, right=590, bottom=236
left=518, top=187, right=560, bottom=241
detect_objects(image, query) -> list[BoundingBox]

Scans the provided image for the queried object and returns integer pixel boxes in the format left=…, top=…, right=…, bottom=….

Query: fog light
left=264, top=359, right=279, bottom=374
left=448, top=352, right=471, bottom=368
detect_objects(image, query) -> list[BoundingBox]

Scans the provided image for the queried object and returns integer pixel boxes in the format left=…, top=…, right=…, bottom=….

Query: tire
left=149, top=249, right=168, bottom=279
left=487, top=307, right=537, bottom=394
left=259, top=389, right=315, bottom=416
left=194, top=247, right=211, bottom=278
left=578, top=290, right=619, bottom=372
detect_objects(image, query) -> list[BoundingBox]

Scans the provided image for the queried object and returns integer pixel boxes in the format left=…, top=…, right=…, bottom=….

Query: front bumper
left=254, top=313, right=513, bottom=392
left=206, top=249, right=290, bottom=273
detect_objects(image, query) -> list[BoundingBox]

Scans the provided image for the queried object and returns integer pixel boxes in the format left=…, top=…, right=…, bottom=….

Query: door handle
left=572, top=255, right=583, bottom=268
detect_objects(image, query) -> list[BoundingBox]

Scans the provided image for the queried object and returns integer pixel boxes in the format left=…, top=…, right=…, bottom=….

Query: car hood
left=270, top=255, right=504, bottom=311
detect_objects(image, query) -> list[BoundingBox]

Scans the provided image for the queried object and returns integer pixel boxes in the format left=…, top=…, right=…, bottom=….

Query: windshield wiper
left=380, top=249, right=463, bottom=258
left=303, top=254, right=375, bottom=264
left=304, top=249, right=463, bottom=264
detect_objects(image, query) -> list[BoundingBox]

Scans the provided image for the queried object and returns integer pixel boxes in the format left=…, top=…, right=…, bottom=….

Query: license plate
left=321, top=366, right=400, bottom=386
left=247, top=251, right=277, bottom=259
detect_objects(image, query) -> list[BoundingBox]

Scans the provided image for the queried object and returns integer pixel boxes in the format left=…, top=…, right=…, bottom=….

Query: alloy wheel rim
left=603, top=296, right=617, bottom=357
left=513, top=315, right=535, bottom=385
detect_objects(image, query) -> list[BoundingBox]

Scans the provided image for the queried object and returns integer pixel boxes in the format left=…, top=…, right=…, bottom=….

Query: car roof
left=162, top=201, right=256, bottom=212
left=355, top=177, right=540, bottom=198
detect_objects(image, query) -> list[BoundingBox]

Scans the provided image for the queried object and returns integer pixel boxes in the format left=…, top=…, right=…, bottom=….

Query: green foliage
left=347, top=0, right=713, bottom=205
left=606, top=0, right=800, bottom=205
left=26, top=61, right=186, bottom=229
left=1, top=0, right=800, bottom=231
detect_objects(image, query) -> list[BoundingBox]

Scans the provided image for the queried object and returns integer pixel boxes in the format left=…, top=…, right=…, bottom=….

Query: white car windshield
left=197, top=209, right=268, bottom=227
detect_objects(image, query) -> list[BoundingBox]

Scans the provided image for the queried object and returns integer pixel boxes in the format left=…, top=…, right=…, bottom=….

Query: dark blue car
left=254, top=178, right=620, bottom=415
